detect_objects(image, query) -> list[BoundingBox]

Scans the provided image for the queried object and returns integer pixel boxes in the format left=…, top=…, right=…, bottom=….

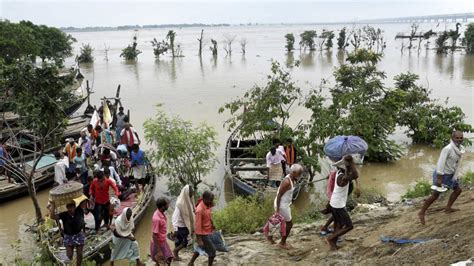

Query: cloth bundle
left=263, top=213, right=287, bottom=238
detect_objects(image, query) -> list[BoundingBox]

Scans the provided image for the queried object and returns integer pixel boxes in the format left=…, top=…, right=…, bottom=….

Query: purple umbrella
left=324, top=135, right=368, bottom=162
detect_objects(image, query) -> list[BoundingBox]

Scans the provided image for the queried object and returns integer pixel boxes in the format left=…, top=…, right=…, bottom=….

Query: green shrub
left=77, top=43, right=94, bottom=63
left=213, top=196, right=273, bottom=234
left=402, top=179, right=432, bottom=199
left=461, top=171, right=474, bottom=186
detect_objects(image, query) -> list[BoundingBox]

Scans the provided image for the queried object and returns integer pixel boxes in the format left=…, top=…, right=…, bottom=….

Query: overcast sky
left=1, top=0, right=473, bottom=27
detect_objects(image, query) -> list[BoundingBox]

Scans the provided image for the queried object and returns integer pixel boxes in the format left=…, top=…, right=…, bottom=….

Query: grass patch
left=460, top=171, right=474, bottom=186
left=402, top=179, right=432, bottom=199
left=213, top=196, right=274, bottom=234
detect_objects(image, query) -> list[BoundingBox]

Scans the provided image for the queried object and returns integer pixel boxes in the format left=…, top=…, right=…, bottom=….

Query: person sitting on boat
left=284, top=138, right=298, bottom=167
left=151, top=197, right=174, bottom=265
left=120, top=122, right=141, bottom=152
left=172, top=185, right=195, bottom=261
left=130, top=144, right=147, bottom=194
left=50, top=195, right=88, bottom=266
left=63, top=138, right=78, bottom=176
left=269, top=164, right=303, bottom=250
left=115, top=107, right=128, bottom=143
left=266, top=147, right=285, bottom=187
left=89, top=170, right=120, bottom=232
left=54, top=151, right=69, bottom=186
left=110, top=207, right=142, bottom=266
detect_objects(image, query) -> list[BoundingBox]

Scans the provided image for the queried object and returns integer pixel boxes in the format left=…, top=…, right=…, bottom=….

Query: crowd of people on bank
left=45, top=123, right=467, bottom=265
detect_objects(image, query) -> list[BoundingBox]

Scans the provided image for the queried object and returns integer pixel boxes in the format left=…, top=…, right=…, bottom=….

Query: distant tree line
left=61, top=23, right=231, bottom=32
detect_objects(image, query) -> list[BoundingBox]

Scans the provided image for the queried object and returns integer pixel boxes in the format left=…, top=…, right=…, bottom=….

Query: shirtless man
left=326, top=155, right=358, bottom=251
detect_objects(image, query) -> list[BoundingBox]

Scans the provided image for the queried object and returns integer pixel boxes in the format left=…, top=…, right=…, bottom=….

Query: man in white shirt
left=54, top=152, right=69, bottom=185
left=418, top=131, right=464, bottom=225
left=266, top=147, right=285, bottom=186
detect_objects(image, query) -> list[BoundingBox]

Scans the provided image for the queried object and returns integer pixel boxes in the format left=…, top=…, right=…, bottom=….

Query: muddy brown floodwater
left=0, top=23, right=473, bottom=262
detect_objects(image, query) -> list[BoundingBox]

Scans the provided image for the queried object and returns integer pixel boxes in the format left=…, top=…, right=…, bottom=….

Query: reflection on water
left=285, top=51, right=295, bottom=67
left=299, top=51, right=315, bottom=69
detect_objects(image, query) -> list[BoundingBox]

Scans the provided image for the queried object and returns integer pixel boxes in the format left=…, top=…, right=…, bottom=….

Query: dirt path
left=167, top=188, right=474, bottom=265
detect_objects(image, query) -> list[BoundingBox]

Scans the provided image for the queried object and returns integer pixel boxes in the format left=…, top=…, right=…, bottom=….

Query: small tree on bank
left=144, top=107, right=218, bottom=196
left=285, top=33, right=295, bottom=52
left=2, top=61, right=72, bottom=223
left=77, top=43, right=94, bottom=63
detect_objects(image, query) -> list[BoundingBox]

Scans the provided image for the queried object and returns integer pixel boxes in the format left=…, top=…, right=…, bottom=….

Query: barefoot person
left=110, top=208, right=142, bottom=266
left=150, top=197, right=174, bottom=265
left=189, top=191, right=216, bottom=266
left=171, top=185, right=195, bottom=261
left=418, top=131, right=465, bottom=225
left=269, top=164, right=303, bottom=249
left=50, top=195, right=88, bottom=266
left=326, top=155, right=358, bottom=251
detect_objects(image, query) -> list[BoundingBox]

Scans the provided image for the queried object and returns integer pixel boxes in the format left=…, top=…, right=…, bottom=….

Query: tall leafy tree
left=0, top=20, right=75, bottom=66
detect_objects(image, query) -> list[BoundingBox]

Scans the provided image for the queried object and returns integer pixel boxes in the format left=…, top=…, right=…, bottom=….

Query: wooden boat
left=43, top=164, right=156, bottom=264
left=0, top=154, right=57, bottom=201
left=224, top=124, right=308, bottom=200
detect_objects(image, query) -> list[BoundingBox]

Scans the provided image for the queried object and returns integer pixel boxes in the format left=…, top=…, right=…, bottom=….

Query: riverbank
left=168, top=187, right=474, bottom=265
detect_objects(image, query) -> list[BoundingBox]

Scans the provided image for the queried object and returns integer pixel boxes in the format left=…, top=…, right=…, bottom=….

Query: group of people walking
left=49, top=128, right=467, bottom=265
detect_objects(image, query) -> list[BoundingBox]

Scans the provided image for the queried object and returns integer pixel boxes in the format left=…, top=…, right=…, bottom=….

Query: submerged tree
left=299, top=30, right=317, bottom=51
left=328, top=49, right=404, bottom=161
left=285, top=33, right=295, bottom=52
left=198, top=29, right=204, bottom=56
left=317, top=30, right=335, bottom=51
left=240, top=38, right=247, bottom=54
left=210, top=39, right=218, bottom=56
left=144, top=107, right=218, bottom=195
left=120, top=33, right=141, bottom=60
left=77, top=43, right=94, bottom=63
left=166, top=30, right=177, bottom=57
left=151, top=38, right=168, bottom=59
left=394, top=72, right=472, bottom=147
left=337, top=27, right=349, bottom=50
left=219, top=61, right=302, bottom=157
left=223, top=35, right=236, bottom=56
left=2, top=60, right=73, bottom=223
left=466, top=23, right=474, bottom=54
left=448, top=23, right=462, bottom=52
left=436, top=31, right=449, bottom=54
